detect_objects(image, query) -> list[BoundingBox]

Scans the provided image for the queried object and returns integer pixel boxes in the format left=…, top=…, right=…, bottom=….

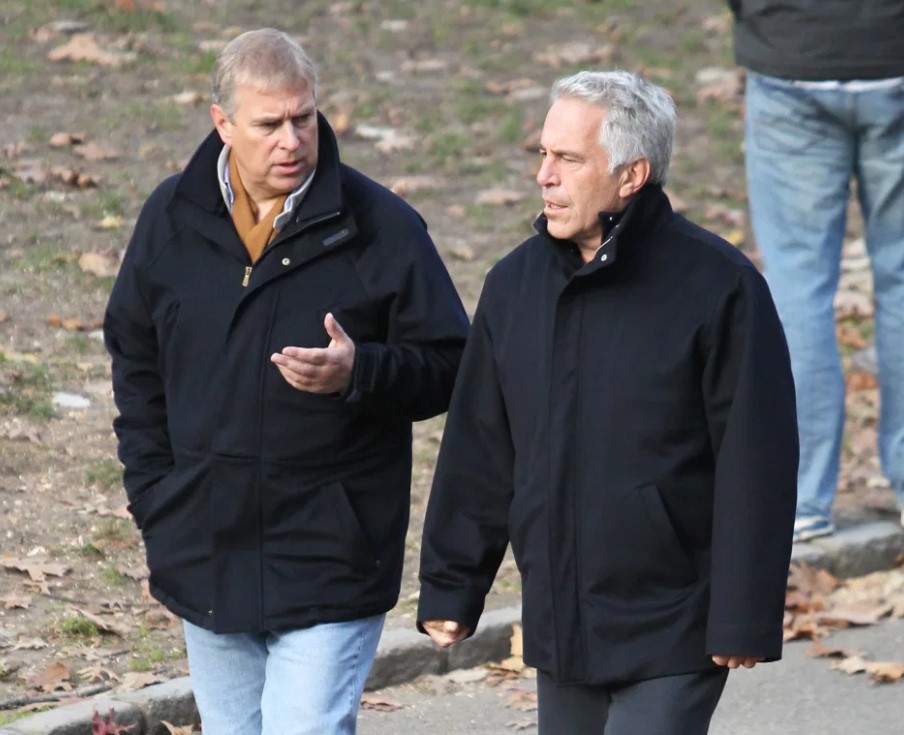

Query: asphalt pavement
left=358, top=619, right=904, bottom=735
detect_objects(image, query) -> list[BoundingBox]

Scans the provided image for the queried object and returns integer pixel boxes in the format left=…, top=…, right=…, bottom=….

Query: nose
left=536, top=155, right=557, bottom=188
left=279, top=121, right=301, bottom=151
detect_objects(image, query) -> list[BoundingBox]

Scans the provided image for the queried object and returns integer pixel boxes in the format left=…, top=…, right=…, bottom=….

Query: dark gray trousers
left=537, top=668, right=729, bottom=735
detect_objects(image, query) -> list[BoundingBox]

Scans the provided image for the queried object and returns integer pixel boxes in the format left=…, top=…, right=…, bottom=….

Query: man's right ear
left=210, top=104, right=232, bottom=146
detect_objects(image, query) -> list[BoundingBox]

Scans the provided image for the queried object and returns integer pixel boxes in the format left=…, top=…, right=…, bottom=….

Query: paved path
left=358, top=619, right=904, bottom=735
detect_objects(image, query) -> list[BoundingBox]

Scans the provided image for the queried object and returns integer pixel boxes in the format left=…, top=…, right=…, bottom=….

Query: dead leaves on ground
left=786, top=563, right=904, bottom=683
left=92, top=708, right=134, bottom=735
left=0, top=556, right=69, bottom=584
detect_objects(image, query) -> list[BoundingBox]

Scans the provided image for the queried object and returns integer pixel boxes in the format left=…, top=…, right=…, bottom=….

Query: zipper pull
left=242, top=266, right=252, bottom=287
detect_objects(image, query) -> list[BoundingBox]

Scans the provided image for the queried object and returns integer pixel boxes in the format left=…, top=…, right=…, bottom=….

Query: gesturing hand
left=422, top=620, right=471, bottom=648
left=711, top=655, right=764, bottom=669
left=270, top=313, right=355, bottom=394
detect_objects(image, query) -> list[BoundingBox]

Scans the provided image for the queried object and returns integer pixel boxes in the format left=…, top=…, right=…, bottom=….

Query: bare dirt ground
left=0, top=0, right=895, bottom=722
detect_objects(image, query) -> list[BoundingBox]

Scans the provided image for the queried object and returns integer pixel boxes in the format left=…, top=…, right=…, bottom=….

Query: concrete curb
left=0, top=608, right=522, bottom=734
left=5, top=521, right=903, bottom=733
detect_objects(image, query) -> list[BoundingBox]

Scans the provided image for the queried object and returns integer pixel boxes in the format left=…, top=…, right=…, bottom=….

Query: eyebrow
left=540, top=144, right=584, bottom=160
left=253, top=106, right=316, bottom=125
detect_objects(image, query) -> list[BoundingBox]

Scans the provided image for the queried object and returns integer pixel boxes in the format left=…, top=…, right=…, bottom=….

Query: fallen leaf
left=24, top=661, right=72, bottom=693
left=448, top=245, right=476, bottom=262
left=142, top=608, right=177, bottom=630
left=3, top=141, right=29, bottom=158
left=866, top=661, right=904, bottom=683
left=359, top=693, right=403, bottom=712
left=0, top=593, right=33, bottom=610
left=48, top=34, right=137, bottom=68
left=115, top=0, right=137, bottom=11
left=534, top=42, right=616, bottom=68
left=846, top=371, right=879, bottom=393
left=836, top=323, right=868, bottom=349
left=172, top=90, right=204, bottom=105
left=476, top=189, right=527, bottom=206
left=815, top=607, right=887, bottom=628
left=78, top=664, right=121, bottom=683
left=99, top=215, right=124, bottom=230
left=506, top=719, right=535, bottom=731
left=160, top=722, right=195, bottom=735
left=506, top=688, right=538, bottom=712
left=50, top=166, right=101, bottom=187
left=0, top=556, right=69, bottom=583
left=73, top=143, right=120, bottom=161
left=71, top=607, right=128, bottom=637
left=30, top=20, right=90, bottom=44
left=79, top=252, right=120, bottom=277
left=831, top=655, right=869, bottom=675
left=375, top=136, right=416, bottom=154
left=805, top=641, right=861, bottom=659
left=13, top=159, right=48, bottom=184
left=390, top=176, right=443, bottom=197
left=49, top=132, right=86, bottom=148
left=11, top=638, right=49, bottom=651
left=835, top=290, right=874, bottom=318
left=92, top=707, right=134, bottom=734
left=0, top=309, right=7, bottom=323
left=118, top=671, right=164, bottom=692
left=701, top=13, right=732, bottom=33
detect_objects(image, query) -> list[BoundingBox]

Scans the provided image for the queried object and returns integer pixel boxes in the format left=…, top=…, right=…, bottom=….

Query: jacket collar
left=534, top=183, right=673, bottom=275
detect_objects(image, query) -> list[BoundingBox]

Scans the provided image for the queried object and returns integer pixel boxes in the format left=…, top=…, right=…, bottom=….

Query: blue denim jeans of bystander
left=182, top=614, right=385, bottom=735
left=744, top=71, right=904, bottom=524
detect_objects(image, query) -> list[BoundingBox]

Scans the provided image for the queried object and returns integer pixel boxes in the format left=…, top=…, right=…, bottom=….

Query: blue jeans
left=183, top=615, right=385, bottom=735
left=744, top=72, right=904, bottom=520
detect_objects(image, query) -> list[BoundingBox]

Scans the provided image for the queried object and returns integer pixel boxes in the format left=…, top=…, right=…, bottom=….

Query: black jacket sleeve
left=701, top=267, right=798, bottom=660
left=103, top=197, right=173, bottom=511
left=417, top=285, right=515, bottom=634
left=344, top=213, right=468, bottom=421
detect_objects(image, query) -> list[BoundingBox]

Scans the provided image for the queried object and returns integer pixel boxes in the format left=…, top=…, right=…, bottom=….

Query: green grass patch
left=59, top=613, right=99, bottom=638
left=86, top=457, right=123, bottom=491
left=128, top=627, right=180, bottom=671
left=101, top=564, right=125, bottom=586
left=0, top=356, right=54, bottom=418
left=0, top=48, right=41, bottom=76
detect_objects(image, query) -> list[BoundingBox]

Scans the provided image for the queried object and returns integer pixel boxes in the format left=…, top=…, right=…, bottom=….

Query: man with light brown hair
left=105, top=28, right=467, bottom=735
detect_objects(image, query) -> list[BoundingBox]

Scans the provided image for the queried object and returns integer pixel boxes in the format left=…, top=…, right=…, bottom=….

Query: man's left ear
left=618, top=159, right=651, bottom=199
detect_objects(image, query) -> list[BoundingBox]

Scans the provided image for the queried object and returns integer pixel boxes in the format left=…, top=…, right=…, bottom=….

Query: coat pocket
left=636, top=483, right=697, bottom=583
left=585, top=482, right=697, bottom=599
left=262, top=470, right=379, bottom=576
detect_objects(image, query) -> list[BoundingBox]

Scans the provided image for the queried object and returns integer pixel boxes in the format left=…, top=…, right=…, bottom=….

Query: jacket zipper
left=240, top=210, right=342, bottom=288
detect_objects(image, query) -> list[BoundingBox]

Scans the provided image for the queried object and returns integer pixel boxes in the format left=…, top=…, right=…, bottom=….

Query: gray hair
left=211, top=28, right=318, bottom=120
left=550, top=70, right=677, bottom=184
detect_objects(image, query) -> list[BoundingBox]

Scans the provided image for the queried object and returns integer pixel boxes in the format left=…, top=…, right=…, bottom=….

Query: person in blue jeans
left=730, top=1, right=904, bottom=542
left=104, top=28, right=468, bottom=735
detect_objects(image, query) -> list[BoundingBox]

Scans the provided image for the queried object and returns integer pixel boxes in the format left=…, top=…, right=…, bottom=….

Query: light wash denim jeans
left=183, top=614, right=385, bottom=735
left=744, top=71, right=904, bottom=520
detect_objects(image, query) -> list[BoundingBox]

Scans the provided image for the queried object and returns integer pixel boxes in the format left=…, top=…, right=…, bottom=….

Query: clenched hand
left=422, top=620, right=470, bottom=648
left=271, top=313, right=355, bottom=394
left=711, top=655, right=764, bottom=669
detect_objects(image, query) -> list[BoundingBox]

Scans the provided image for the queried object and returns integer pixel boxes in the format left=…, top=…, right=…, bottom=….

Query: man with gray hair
left=417, top=70, right=797, bottom=733
left=104, top=28, right=467, bottom=735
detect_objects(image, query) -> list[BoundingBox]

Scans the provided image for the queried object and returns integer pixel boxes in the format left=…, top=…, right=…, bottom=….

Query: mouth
left=275, top=160, right=303, bottom=174
left=544, top=200, right=566, bottom=212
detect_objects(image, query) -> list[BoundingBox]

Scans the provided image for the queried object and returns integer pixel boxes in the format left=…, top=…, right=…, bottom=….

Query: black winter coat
left=105, top=115, right=468, bottom=633
left=418, top=185, right=798, bottom=685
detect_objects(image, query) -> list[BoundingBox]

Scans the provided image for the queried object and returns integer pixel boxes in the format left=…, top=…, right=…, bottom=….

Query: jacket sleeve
left=702, top=267, right=798, bottom=660
left=103, top=204, right=173, bottom=511
left=416, top=288, right=515, bottom=635
left=343, top=215, right=469, bottom=421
